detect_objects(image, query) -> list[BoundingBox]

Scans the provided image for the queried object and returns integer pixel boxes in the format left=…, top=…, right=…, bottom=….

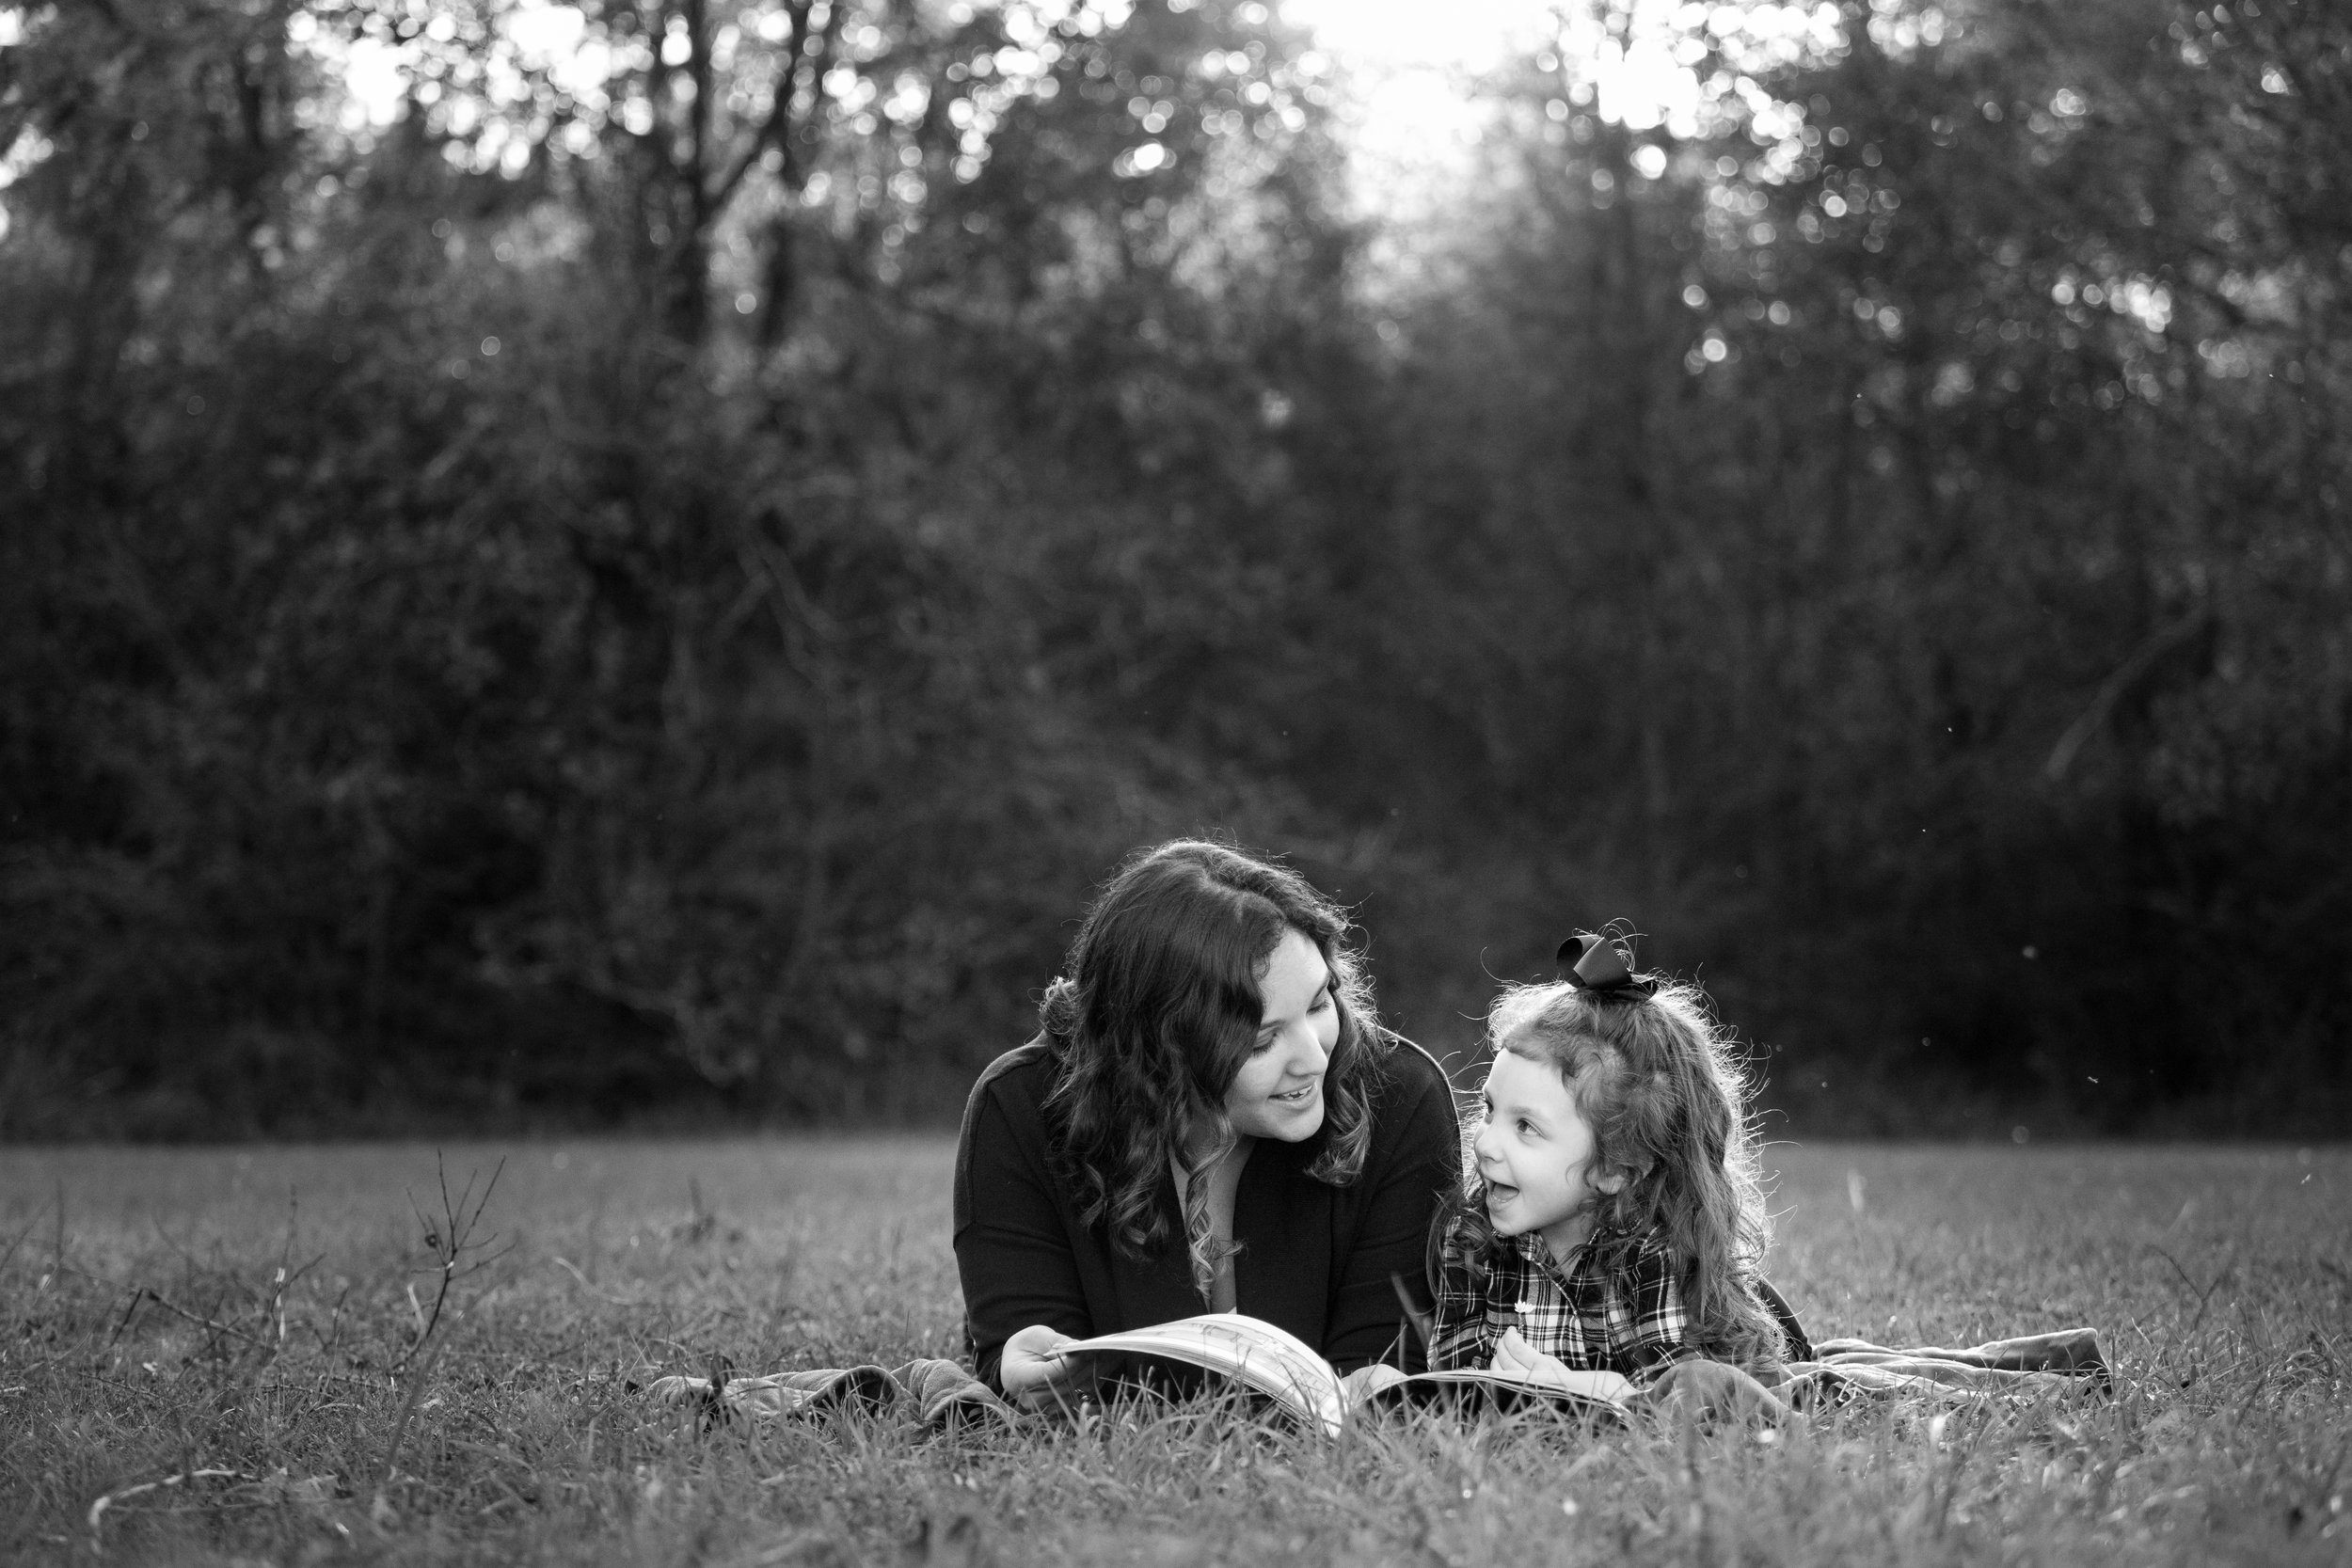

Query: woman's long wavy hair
left=1040, top=840, right=1393, bottom=1301
left=1438, top=975, right=1786, bottom=1370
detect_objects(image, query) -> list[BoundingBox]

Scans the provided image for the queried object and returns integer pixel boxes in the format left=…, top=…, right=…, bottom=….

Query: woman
left=954, top=840, right=1460, bottom=1410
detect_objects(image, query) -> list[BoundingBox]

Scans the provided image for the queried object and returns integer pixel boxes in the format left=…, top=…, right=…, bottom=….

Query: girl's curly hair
left=1039, top=840, right=1393, bottom=1301
left=1438, top=975, right=1787, bottom=1371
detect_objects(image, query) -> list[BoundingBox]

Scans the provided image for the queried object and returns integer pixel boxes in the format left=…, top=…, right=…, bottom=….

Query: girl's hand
left=1636, top=1358, right=1796, bottom=1425
left=1489, top=1327, right=1581, bottom=1390
left=998, top=1323, right=1101, bottom=1414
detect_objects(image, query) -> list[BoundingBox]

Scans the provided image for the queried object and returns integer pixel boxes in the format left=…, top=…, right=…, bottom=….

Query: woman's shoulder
left=952, top=1037, right=1063, bottom=1231
left=970, top=1037, right=1057, bottom=1102
left=1366, top=1035, right=1458, bottom=1117
left=1368, top=1032, right=1451, bottom=1090
left=1352, top=1034, right=1462, bottom=1172
left=956, top=1037, right=1060, bottom=1152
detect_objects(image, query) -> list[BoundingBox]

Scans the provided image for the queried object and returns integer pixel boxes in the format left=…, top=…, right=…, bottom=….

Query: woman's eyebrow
left=1260, top=966, right=1333, bottom=1029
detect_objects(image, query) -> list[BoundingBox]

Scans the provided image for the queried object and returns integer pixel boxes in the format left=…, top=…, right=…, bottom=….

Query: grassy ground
left=2, top=1136, right=2345, bottom=1565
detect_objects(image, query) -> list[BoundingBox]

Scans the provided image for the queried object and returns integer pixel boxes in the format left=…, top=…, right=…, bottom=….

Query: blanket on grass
left=1779, top=1327, right=2108, bottom=1405
left=639, top=1327, right=2107, bottom=1432
left=637, top=1357, right=1016, bottom=1431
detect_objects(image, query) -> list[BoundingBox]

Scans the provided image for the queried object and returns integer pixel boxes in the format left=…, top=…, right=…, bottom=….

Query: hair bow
left=1556, top=931, right=1659, bottom=998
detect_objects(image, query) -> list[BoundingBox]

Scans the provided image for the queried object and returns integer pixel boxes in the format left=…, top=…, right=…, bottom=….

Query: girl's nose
left=1471, top=1118, right=1500, bottom=1160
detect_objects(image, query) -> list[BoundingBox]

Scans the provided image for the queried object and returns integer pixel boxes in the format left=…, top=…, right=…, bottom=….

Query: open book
left=1066, top=1312, right=1632, bottom=1437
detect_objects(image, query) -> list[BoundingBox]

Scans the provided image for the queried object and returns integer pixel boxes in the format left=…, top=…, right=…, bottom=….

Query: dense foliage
left=3, top=0, right=2344, bottom=1136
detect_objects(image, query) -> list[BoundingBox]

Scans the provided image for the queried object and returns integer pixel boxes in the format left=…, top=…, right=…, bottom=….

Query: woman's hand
left=1488, top=1327, right=1581, bottom=1390
left=998, top=1323, right=1101, bottom=1414
left=1636, top=1358, right=1796, bottom=1425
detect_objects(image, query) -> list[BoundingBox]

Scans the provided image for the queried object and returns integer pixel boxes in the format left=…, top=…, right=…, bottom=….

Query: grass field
left=3, top=1136, right=2346, bottom=1565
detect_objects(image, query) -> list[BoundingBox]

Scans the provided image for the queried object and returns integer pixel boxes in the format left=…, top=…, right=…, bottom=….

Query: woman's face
left=1223, top=927, right=1339, bottom=1142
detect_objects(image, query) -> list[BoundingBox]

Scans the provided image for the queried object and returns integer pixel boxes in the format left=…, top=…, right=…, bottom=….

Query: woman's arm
left=995, top=1324, right=1104, bottom=1413
left=953, top=1076, right=1095, bottom=1398
left=1321, top=1052, right=1464, bottom=1373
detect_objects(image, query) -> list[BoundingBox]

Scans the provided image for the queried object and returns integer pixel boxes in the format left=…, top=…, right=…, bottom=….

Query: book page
left=1406, top=1366, right=1634, bottom=1405
left=1338, top=1361, right=1412, bottom=1406
left=1339, top=1361, right=1630, bottom=1418
left=1069, top=1313, right=1347, bottom=1436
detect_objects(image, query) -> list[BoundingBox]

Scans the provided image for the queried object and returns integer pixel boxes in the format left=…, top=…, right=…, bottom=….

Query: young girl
left=1427, top=932, right=1798, bottom=1404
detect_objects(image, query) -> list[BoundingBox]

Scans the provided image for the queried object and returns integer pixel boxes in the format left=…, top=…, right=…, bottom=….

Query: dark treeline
left=3, top=0, right=2345, bottom=1139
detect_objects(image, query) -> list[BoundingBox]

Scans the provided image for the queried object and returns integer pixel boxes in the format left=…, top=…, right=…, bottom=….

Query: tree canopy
left=3, top=0, right=2344, bottom=1137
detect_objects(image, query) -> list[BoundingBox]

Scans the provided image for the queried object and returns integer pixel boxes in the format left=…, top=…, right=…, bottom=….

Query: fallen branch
left=0, top=1212, right=37, bottom=1276
left=88, top=1467, right=341, bottom=1549
left=117, top=1286, right=267, bottom=1346
left=550, top=1255, right=639, bottom=1306
left=88, top=1468, right=253, bottom=1546
left=2043, top=613, right=2209, bottom=782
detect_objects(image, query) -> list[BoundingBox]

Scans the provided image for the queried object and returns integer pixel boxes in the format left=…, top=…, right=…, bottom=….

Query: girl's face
left=1222, top=927, right=1338, bottom=1143
left=1473, top=1045, right=1619, bottom=1256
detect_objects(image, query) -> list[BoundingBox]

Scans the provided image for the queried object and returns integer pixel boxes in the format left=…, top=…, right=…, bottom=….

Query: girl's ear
left=1596, top=1158, right=1652, bottom=1196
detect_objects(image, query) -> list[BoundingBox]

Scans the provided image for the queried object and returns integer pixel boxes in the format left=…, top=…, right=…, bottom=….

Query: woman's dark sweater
left=953, top=1035, right=1461, bottom=1393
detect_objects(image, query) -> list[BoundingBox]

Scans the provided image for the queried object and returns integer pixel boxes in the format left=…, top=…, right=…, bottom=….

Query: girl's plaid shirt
left=1427, top=1208, right=1698, bottom=1382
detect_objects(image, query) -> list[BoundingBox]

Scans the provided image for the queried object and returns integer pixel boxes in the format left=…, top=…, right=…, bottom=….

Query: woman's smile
left=1223, top=928, right=1340, bottom=1143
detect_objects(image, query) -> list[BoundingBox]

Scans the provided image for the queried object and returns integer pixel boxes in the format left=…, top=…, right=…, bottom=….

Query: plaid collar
left=1430, top=1209, right=1694, bottom=1380
left=1508, top=1214, right=1643, bottom=1274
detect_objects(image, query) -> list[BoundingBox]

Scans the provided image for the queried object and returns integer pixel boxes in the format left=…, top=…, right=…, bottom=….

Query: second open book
left=1064, top=1311, right=1632, bottom=1437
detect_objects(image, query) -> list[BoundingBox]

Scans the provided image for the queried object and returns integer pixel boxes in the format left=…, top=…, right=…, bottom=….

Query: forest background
left=2, top=0, right=2344, bottom=1141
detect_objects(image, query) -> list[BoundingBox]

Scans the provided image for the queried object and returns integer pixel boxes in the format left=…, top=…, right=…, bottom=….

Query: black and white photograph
left=3, top=0, right=2344, bottom=1560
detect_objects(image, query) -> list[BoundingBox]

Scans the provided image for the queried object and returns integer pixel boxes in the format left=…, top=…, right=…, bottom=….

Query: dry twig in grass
left=397, top=1155, right=511, bottom=1368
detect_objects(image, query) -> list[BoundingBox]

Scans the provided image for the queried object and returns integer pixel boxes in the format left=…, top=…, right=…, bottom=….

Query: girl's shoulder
left=1585, top=1219, right=1678, bottom=1271
left=1432, top=1201, right=1518, bottom=1290
left=1436, top=1199, right=1493, bottom=1252
left=1617, top=1221, right=1676, bottom=1255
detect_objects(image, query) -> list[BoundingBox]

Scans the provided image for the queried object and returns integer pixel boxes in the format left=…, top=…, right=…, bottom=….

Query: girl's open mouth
left=1271, top=1081, right=1319, bottom=1103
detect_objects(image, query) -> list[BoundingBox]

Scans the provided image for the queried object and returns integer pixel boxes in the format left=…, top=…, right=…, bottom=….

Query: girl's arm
left=1606, top=1236, right=1704, bottom=1379
left=1635, top=1359, right=1794, bottom=1422
left=1605, top=1242, right=1794, bottom=1422
left=1424, top=1212, right=1493, bottom=1370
